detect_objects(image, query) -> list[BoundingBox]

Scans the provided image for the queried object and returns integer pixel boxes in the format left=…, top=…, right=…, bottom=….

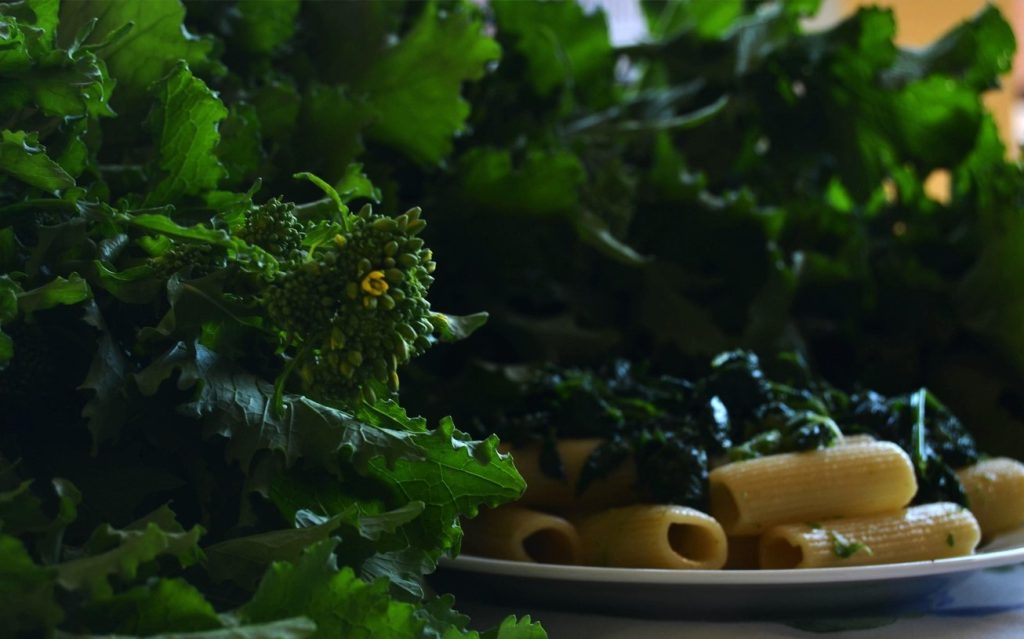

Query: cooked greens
left=462, top=350, right=980, bottom=509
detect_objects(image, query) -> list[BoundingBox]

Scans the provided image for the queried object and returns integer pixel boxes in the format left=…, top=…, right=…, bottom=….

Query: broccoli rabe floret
left=238, top=197, right=304, bottom=261
left=265, top=205, right=438, bottom=403
left=150, top=243, right=228, bottom=279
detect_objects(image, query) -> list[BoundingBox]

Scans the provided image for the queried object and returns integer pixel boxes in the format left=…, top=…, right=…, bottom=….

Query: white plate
left=433, top=528, right=1024, bottom=618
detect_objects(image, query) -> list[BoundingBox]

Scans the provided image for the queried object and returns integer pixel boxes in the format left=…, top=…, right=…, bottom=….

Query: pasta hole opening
left=760, top=537, right=803, bottom=569
left=710, top=481, right=740, bottom=530
left=668, top=523, right=718, bottom=562
left=522, top=528, right=575, bottom=564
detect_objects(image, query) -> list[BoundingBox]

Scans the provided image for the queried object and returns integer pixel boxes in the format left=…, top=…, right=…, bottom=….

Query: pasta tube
left=577, top=505, right=727, bottom=569
left=759, top=502, right=980, bottom=569
left=957, top=458, right=1024, bottom=539
left=709, top=441, right=917, bottom=536
left=838, top=434, right=876, bottom=447
left=461, top=506, right=581, bottom=564
left=507, top=439, right=638, bottom=512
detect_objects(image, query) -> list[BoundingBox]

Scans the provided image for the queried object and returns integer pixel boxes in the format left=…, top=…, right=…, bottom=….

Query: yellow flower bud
left=361, top=270, right=389, bottom=296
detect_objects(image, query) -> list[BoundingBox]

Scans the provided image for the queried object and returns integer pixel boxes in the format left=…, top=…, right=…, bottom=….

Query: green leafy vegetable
left=77, top=578, right=222, bottom=635
left=830, top=531, right=873, bottom=560
left=58, top=0, right=215, bottom=105
left=0, top=535, right=63, bottom=634
left=358, top=3, right=501, bottom=165
left=145, top=62, right=228, bottom=204
left=55, top=507, right=204, bottom=598
left=0, top=0, right=532, bottom=636
left=238, top=540, right=544, bottom=639
left=0, top=130, right=75, bottom=191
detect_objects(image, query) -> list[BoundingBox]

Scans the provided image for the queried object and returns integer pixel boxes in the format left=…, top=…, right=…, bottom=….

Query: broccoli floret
left=238, top=198, right=304, bottom=261
left=150, top=243, right=228, bottom=279
left=265, top=205, right=438, bottom=404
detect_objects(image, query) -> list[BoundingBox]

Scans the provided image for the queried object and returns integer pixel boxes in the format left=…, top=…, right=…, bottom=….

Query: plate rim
left=438, top=545, right=1024, bottom=586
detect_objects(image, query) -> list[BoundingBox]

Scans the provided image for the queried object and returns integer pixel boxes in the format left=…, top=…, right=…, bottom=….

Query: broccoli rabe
left=840, top=389, right=979, bottom=505
left=265, top=205, right=438, bottom=403
left=238, top=197, right=304, bottom=261
left=150, top=243, right=228, bottom=279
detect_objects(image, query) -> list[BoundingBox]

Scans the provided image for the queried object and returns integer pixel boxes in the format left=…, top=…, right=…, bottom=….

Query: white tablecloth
left=457, top=563, right=1024, bottom=638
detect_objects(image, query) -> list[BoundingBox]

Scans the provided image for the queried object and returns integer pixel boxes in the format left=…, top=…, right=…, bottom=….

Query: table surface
left=456, top=562, right=1024, bottom=638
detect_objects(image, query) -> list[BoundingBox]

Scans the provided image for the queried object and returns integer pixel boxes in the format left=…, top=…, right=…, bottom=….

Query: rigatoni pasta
left=576, top=505, right=727, bottom=569
left=837, top=434, right=876, bottom=447
left=465, top=430, right=1017, bottom=570
left=759, top=502, right=980, bottom=569
left=709, top=441, right=918, bottom=536
left=461, top=506, right=582, bottom=565
left=957, top=458, right=1024, bottom=539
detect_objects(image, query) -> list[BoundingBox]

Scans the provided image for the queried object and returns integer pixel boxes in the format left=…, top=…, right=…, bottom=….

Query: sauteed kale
left=484, top=351, right=979, bottom=509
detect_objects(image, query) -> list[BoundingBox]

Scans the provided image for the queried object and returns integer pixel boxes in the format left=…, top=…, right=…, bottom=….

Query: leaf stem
left=293, top=198, right=336, bottom=221
left=292, top=172, right=352, bottom=231
left=272, top=345, right=311, bottom=417
left=910, top=388, right=929, bottom=474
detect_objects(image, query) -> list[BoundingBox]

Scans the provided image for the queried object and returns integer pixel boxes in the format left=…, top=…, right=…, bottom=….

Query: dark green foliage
left=0, top=1, right=540, bottom=637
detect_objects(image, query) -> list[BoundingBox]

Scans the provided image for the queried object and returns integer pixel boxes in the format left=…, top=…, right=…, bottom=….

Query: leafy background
left=405, top=0, right=1024, bottom=465
left=1, top=0, right=1023, bottom=636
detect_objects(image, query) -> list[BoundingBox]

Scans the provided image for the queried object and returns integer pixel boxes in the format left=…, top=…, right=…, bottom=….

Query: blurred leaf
left=643, top=0, right=743, bottom=39
left=56, top=506, right=204, bottom=598
left=298, top=85, right=373, bottom=182
left=79, top=318, right=130, bottom=446
left=458, top=148, right=585, bottom=216
left=236, top=0, right=300, bottom=54
left=205, top=515, right=346, bottom=590
left=78, top=578, right=221, bottom=635
left=492, top=0, right=612, bottom=101
left=359, top=3, right=501, bottom=165
left=238, top=541, right=540, bottom=639
left=886, top=5, right=1015, bottom=91
left=58, top=0, right=215, bottom=106
left=0, top=535, right=62, bottom=634
left=481, top=616, right=547, bottom=639
left=219, top=103, right=264, bottom=187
